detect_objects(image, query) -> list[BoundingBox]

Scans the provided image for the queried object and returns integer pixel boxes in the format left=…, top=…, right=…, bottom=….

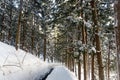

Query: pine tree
left=114, top=0, right=120, bottom=79
left=90, top=0, right=104, bottom=80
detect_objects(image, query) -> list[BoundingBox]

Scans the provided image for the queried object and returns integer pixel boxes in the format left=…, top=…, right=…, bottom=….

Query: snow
left=0, top=42, right=51, bottom=80
left=74, top=52, right=79, bottom=57
left=77, top=40, right=82, bottom=45
left=84, top=21, right=92, bottom=28
left=115, top=13, right=118, bottom=27
left=88, top=47, right=96, bottom=54
left=0, top=42, right=77, bottom=80
left=91, top=47, right=96, bottom=53
left=46, top=66, right=77, bottom=80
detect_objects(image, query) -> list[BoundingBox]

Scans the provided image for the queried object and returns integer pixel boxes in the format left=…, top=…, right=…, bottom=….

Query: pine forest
left=0, top=0, right=120, bottom=80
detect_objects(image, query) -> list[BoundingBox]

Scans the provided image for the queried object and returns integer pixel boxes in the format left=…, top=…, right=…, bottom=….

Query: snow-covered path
left=46, top=66, right=77, bottom=80
left=38, top=68, right=54, bottom=80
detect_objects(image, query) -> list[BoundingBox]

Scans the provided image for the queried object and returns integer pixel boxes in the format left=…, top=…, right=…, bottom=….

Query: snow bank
left=0, top=42, right=77, bottom=80
left=0, top=42, right=51, bottom=80
left=46, top=66, right=78, bottom=80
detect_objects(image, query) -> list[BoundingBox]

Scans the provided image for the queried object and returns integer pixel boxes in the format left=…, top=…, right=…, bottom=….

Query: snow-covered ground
left=0, top=42, right=77, bottom=80
left=46, top=66, right=77, bottom=80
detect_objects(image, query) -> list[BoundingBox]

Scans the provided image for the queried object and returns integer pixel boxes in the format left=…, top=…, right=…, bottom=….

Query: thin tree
left=8, top=0, right=13, bottom=42
left=91, top=12, right=96, bottom=80
left=31, top=15, right=35, bottom=54
left=80, top=0, right=88, bottom=80
left=15, top=0, right=23, bottom=50
left=0, top=0, right=5, bottom=41
left=78, top=25, right=81, bottom=80
left=43, top=25, right=46, bottom=61
left=107, top=40, right=111, bottom=80
left=91, top=51, right=95, bottom=80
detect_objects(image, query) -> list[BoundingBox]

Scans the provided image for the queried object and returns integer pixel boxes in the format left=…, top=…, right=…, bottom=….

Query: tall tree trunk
left=8, top=0, right=13, bottom=43
left=31, top=15, right=35, bottom=54
left=81, top=7, right=87, bottom=80
left=90, top=0, right=104, bottom=80
left=78, top=61, right=81, bottom=80
left=79, top=0, right=88, bottom=80
left=0, top=14, right=4, bottom=41
left=72, top=57, right=75, bottom=72
left=85, top=15, right=89, bottom=80
left=8, top=0, right=12, bottom=42
left=15, top=0, right=23, bottom=50
left=107, top=41, right=110, bottom=80
left=95, top=29, right=104, bottom=80
left=43, top=32, right=46, bottom=61
left=0, top=0, right=5, bottom=41
left=78, top=25, right=81, bottom=80
left=114, top=0, right=120, bottom=80
left=21, top=23, right=25, bottom=49
left=91, top=37, right=96, bottom=80
left=65, top=49, right=68, bottom=67
left=91, top=53, right=95, bottom=80
left=31, top=27, right=34, bottom=54
left=82, top=22, right=87, bottom=80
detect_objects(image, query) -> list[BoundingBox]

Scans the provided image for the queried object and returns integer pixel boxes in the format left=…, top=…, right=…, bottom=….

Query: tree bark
left=107, top=41, right=110, bottom=80
left=78, top=25, right=81, bottom=80
left=15, top=0, right=23, bottom=50
left=0, top=0, right=5, bottom=41
left=114, top=0, right=120, bottom=80
left=8, top=0, right=12, bottom=42
left=79, top=0, right=88, bottom=80
left=31, top=27, right=34, bottom=54
left=78, top=61, right=81, bottom=80
left=91, top=33, right=96, bottom=80
left=31, top=15, right=35, bottom=54
left=91, top=53, right=95, bottom=80
left=91, top=0, right=104, bottom=80
left=43, top=32, right=46, bottom=61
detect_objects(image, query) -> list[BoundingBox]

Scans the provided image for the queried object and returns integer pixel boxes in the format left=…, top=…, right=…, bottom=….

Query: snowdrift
left=0, top=42, right=77, bottom=80
left=0, top=42, right=51, bottom=80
